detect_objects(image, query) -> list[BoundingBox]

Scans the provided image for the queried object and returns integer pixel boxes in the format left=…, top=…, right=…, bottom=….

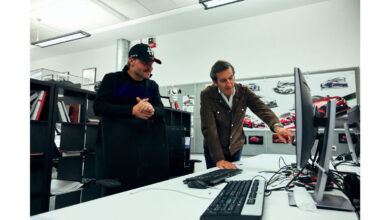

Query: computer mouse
left=187, top=180, right=209, bottom=189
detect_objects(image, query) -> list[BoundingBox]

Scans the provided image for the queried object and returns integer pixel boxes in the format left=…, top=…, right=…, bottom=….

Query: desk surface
left=32, top=154, right=358, bottom=220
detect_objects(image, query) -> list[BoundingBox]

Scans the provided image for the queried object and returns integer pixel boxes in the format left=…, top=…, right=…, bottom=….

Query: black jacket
left=93, top=65, right=164, bottom=120
left=93, top=66, right=168, bottom=190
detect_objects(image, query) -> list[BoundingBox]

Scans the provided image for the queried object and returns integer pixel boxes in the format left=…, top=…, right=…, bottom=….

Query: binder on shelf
left=30, top=96, right=39, bottom=117
left=87, top=118, right=99, bottom=124
left=57, top=101, right=69, bottom=122
left=62, top=101, right=71, bottom=122
left=59, top=101, right=70, bottom=122
left=68, top=104, right=81, bottom=123
left=31, top=90, right=47, bottom=120
left=30, top=91, right=38, bottom=102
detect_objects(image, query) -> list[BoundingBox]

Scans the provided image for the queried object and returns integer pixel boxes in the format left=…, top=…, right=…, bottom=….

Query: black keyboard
left=200, top=178, right=266, bottom=220
left=183, top=169, right=243, bottom=187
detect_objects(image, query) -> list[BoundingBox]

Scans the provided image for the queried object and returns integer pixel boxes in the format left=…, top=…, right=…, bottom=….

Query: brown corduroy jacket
left=200, top=83, right=280, bottom=163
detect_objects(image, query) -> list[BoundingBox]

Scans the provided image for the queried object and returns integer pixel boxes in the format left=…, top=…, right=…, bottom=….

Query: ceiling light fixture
left=199, top=0, right=244, bottom=10
left=31, top=30, right=91, bottom=48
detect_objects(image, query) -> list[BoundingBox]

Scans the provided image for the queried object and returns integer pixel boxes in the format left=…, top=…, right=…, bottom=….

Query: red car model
left=312, top=96, right=350, bottom=117
left=243, top=116, right=252, bottom=128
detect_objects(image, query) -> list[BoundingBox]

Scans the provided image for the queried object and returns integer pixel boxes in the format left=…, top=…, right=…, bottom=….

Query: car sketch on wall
left=312, top=96, right=350, bottom=117
left=272, top=134, right=288, bottom=143
left=320, top=77, right=348, bottom=89
left=273, top=81, right=295, bottom=94
left=338, top=133, right=358, bottom=144
left=253, top=120, right=267, bottom=129
left=248, top=83, right=260, bottom=91
left=258, top=96, right=278, bottom=108
left=279, top=112, right=296, bottom=130
left=249, top=136, right=263, bottom=145
left=279, top=112, right=295, bottom=126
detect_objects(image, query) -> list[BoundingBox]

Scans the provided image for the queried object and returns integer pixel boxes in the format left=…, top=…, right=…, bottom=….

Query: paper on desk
left=51, top=179, right=83, bottom=195
left=236, top=155, right=294, bottom=172
left=225, top=171, right=262, bottom=181
left=293, top=187, right=317, bottom=212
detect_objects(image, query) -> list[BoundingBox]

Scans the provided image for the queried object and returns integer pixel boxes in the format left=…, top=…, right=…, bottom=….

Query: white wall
left=30, top=44, right=117, bottom=80
left=30, top=0, right=359, bottom=86
left=152, top=0, right=359, bottom=86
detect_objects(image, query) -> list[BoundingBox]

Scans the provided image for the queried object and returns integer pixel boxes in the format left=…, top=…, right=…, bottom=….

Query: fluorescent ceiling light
left=199, top=0, right=244, bottom=10
left=31, top=30, right=91, bottom=48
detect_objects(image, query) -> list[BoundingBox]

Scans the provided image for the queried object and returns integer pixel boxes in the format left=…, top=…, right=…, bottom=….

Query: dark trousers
left=203, top=145, right=243, bottom=169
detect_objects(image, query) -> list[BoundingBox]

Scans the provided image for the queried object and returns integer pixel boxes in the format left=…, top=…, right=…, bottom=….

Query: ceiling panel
left=31, top=0, right=62, bottom=11
left=102, top=0, right=152, bottom=19
left=171, top=0, right=197, bottom=7
left=136, top=0, right=178, bottom=13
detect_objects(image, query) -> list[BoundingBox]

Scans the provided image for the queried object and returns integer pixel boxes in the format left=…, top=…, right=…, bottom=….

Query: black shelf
left=164, top=108, right=192, bottom=176
left=85, top=124, right=99, bottom=152
left=30, top=79, right=193, bottom=214
left=59, top=123, right=85, bottom=151
left=57, top=155, right=83, bottom=181
left=30, top=79, right=99, bottom=215
left=30, top=79, right=56, bottom=216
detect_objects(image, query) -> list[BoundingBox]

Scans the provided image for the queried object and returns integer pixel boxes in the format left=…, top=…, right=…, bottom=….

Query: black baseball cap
left=128, top=43, right=161, bottom=64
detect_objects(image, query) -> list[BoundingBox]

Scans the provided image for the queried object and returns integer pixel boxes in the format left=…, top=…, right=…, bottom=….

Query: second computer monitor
left=294, top=67, right=317, bottom=168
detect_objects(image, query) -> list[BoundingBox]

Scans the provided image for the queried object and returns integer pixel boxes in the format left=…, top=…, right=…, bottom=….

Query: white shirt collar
left=218, top=86, right=236, bottom=109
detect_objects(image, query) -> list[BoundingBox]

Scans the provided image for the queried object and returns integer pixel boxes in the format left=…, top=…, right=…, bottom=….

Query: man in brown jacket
left=200, top=60, right=295, bottom=169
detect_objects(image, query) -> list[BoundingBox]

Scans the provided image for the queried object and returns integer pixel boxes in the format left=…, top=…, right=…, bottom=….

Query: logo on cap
left=147, top=47, right=154, bottom=56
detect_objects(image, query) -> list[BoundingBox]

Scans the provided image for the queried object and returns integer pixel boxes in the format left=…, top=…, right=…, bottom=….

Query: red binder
left=31, top=90, right=47, bottom=120
left=68, top=104, right=81, bottom=123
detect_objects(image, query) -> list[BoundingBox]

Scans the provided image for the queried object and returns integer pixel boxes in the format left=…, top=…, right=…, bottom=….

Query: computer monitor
left=294, top=67, right=316, bottom=169
left=290, top=67, right=354, bottom=211
left=161, top=96, right=172, bottom=108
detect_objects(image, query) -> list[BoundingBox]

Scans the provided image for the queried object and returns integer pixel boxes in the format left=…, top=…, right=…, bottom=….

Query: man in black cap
left=93, top=43, right=167, bottom=194
left=94, top=43, right=163, bottom=120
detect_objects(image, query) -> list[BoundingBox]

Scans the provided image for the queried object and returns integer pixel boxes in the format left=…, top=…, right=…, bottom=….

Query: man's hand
left=216, top=160, right=237, bottom=169
left=274, top=126, right=295, bottom=144
left=132, top=97, right=155, bottom=119
left=136, top=97, right=155, bottom=114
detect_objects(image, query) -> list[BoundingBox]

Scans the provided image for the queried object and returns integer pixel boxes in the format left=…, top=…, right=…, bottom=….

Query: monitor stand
left=344, top=122, right=359, bottom=164
left=288, top=100, right=355, bottom=212
left=288, top=192, right=355, bottom=211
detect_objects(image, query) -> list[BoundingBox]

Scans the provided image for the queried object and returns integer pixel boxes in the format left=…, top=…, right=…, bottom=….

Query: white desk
left=32, top=154, right=358, bottom=220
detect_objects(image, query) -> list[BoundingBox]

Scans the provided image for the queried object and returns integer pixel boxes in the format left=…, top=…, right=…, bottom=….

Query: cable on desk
left=330, top=169, right=360, bottom=177
left=283, top=163, right=307, bottom=190
left=268, top=177, right=290, bottom=187
left=128, top=187, right=217, bottom=200
left=264, top=164, right=296, bottom=196
left=250, top=174, right=268, bottom=183
left=279, top=156, right=288, bottom=168
left=333, top=160, right=360, bottom=169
